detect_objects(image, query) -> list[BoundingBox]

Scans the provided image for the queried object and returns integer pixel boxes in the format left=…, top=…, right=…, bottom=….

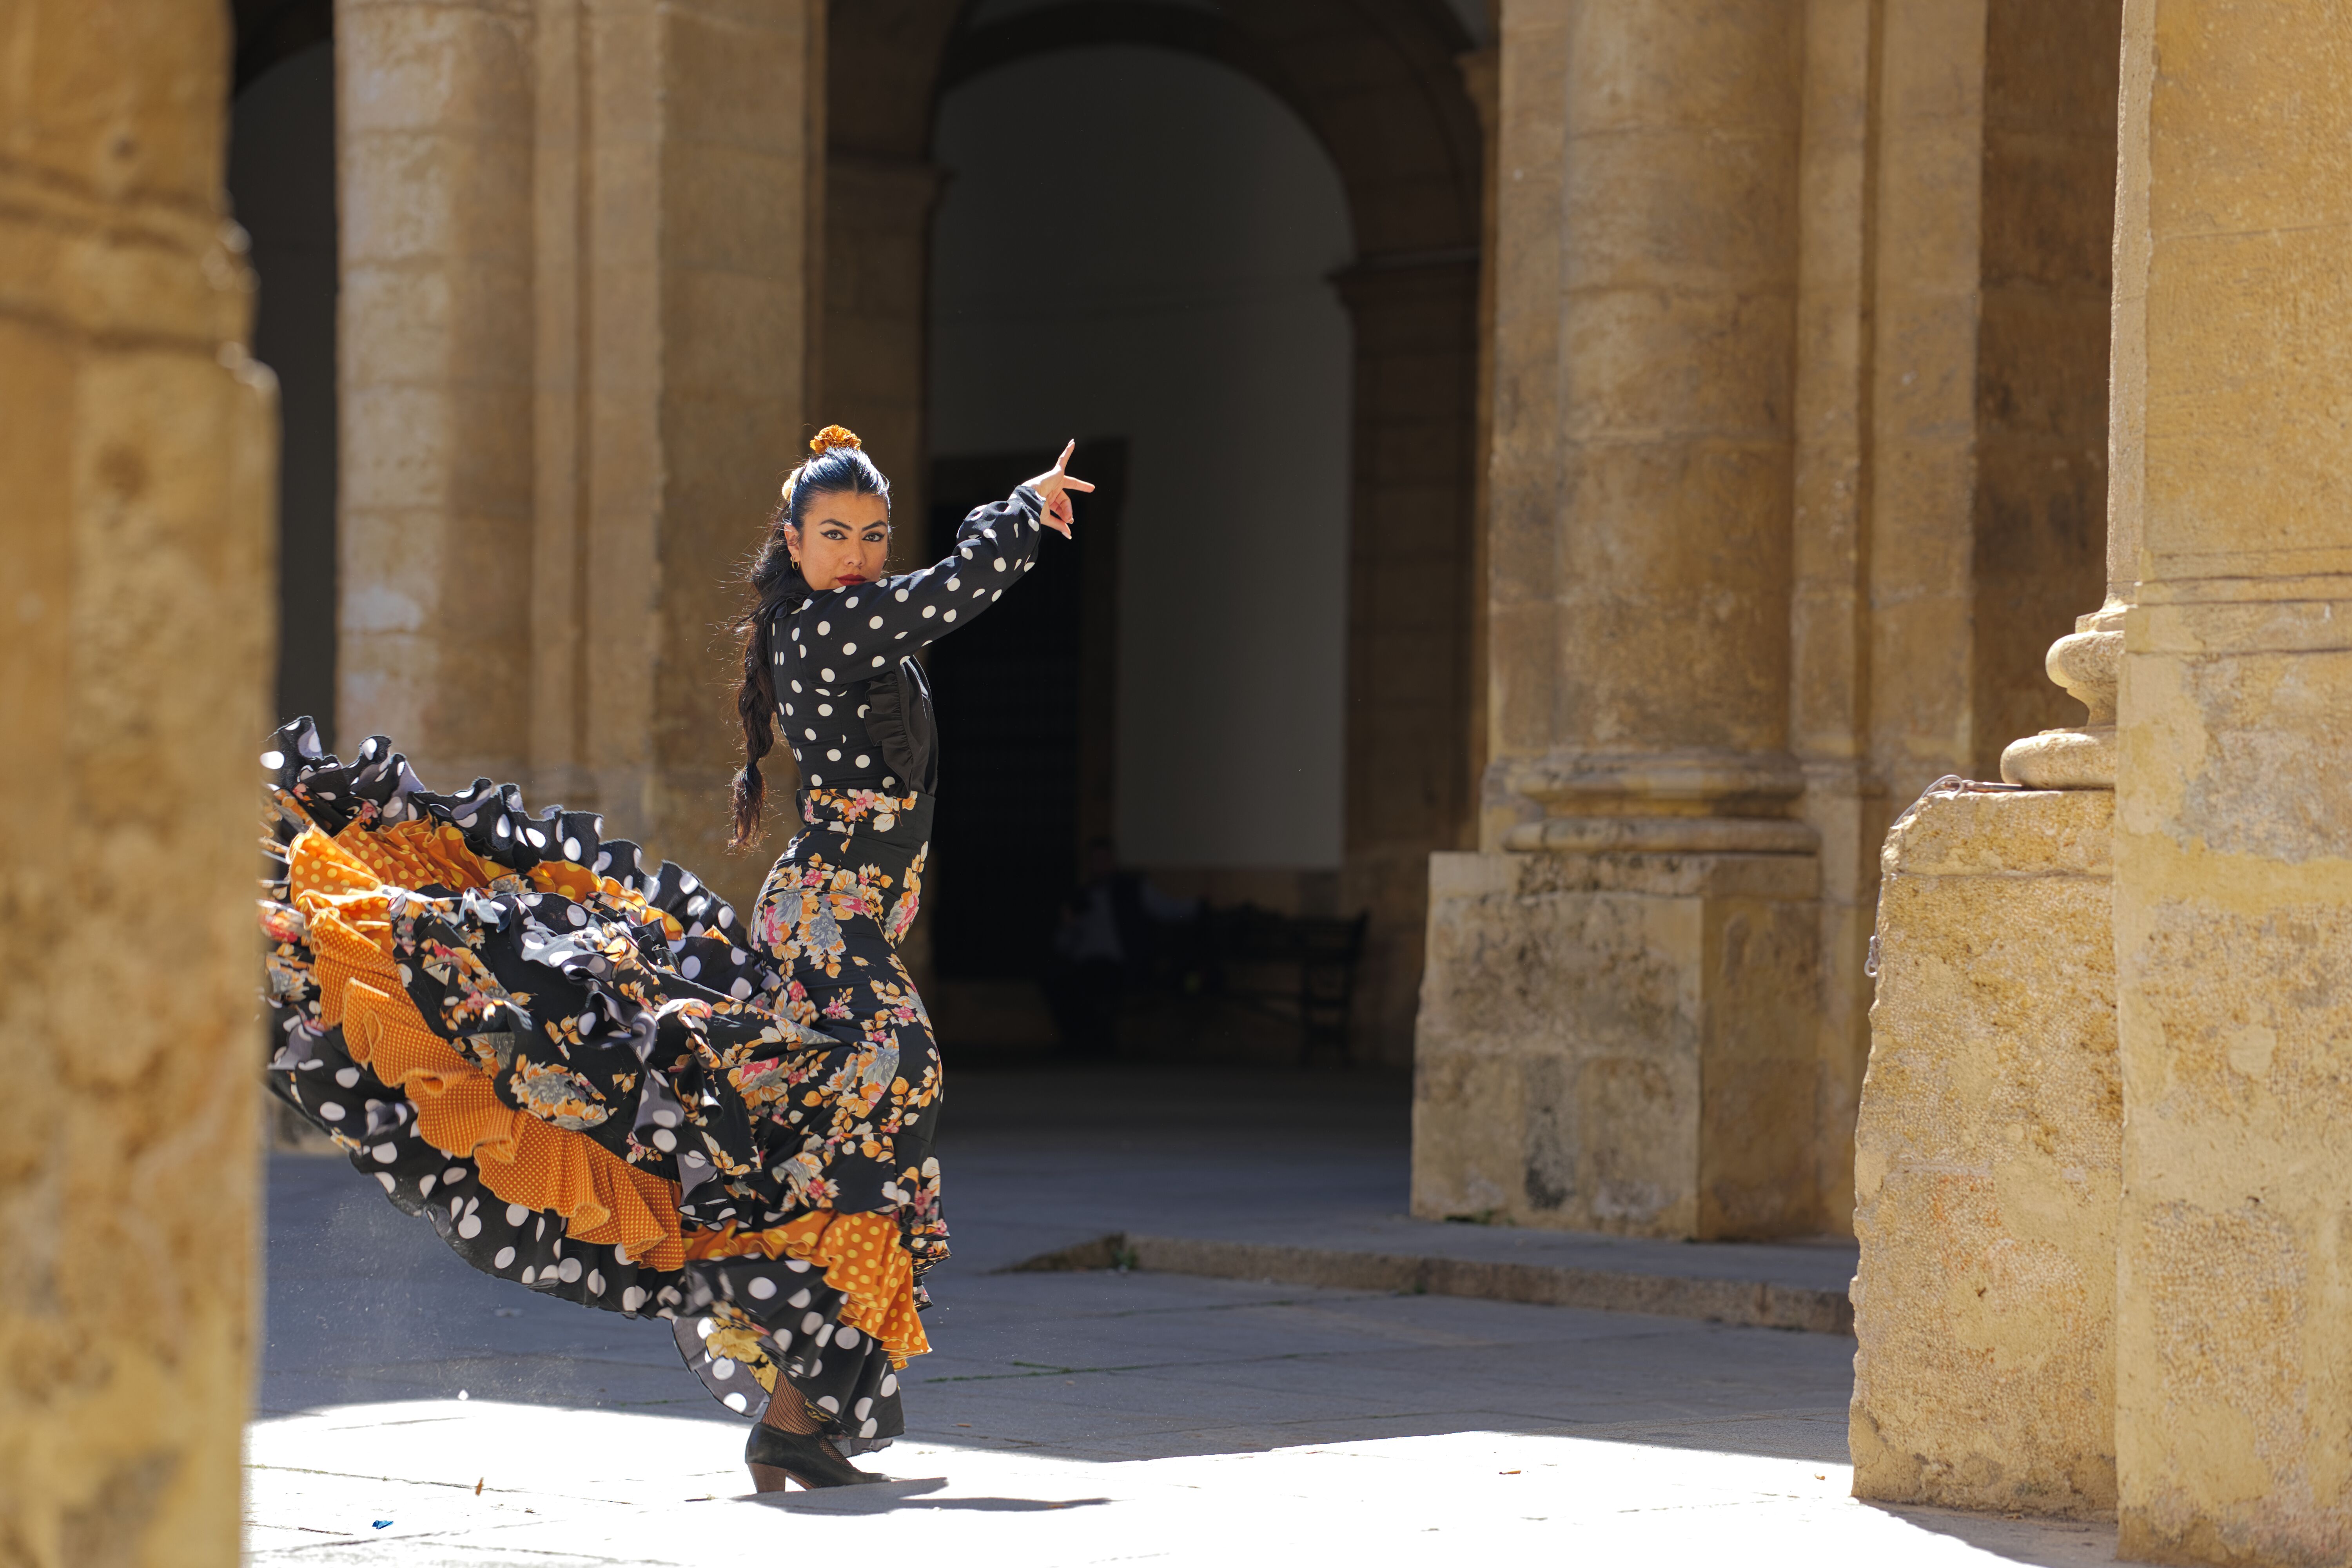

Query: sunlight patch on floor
left=247, top=1399, right=2114, bottom=1566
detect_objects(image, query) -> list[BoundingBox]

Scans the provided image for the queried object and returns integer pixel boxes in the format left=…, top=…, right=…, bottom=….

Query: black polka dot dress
left=258, top=486, right=1047, bottom=1453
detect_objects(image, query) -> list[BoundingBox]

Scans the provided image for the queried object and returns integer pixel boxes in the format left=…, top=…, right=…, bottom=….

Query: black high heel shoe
left=746, top=1422, right=888, bottom=1492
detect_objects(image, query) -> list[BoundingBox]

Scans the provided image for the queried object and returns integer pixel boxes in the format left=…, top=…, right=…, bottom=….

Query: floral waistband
left=794, top=787, right=934, bottom=869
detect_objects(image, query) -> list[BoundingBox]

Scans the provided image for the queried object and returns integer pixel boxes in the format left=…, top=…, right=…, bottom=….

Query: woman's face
left=787, top=490, right=891, bottom=591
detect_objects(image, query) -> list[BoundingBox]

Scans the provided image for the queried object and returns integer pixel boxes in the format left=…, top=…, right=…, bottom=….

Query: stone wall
left=0, top=1, right=276, bottom=1560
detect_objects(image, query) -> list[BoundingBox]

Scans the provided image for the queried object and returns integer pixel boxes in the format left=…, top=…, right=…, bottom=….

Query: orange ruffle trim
left=684, top=1213, right=931, bottom=1361
left=292, top=827, right=687, bottom=1271
left=306, top=812, right=686, bottom=942
left=281, top=824, right=928, bottom=1361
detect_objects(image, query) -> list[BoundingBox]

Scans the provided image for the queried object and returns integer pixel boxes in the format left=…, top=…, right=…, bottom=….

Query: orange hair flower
left=809, top=425, right=863, bottom=456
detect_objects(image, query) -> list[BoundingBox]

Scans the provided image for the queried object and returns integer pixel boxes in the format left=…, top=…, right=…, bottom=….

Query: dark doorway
left=227, top=27, right=338, bottom=746
left=922, top=443, right=1124, bottom=994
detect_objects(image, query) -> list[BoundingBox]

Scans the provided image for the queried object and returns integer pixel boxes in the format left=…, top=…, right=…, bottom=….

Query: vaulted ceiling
left=833, top=0, right=1483, bottom=258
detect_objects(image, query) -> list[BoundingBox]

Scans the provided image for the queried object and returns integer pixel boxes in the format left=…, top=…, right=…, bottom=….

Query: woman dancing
left=258, top=426, right=1089, bottom=1490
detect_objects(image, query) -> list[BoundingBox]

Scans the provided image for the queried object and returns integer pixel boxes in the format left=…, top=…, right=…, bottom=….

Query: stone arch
left=823, top=0, right=1489, bottom=1059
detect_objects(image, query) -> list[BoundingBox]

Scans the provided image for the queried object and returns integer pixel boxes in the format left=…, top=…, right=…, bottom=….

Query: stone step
left=1002, top=1231, right=1855, bottom=1336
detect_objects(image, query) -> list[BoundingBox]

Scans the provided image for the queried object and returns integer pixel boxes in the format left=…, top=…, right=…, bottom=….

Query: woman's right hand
left=1022, top=440, right=1094, bottom=539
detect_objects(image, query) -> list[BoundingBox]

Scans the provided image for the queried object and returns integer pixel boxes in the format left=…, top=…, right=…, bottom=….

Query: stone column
left=1480, top=2, right=1808, bottom=857
left=0, top=1, right=275, bottom=1559
left=338, top=0, right=538, bottom=787
left=1787, top=0, right=1884, bottom=1243
left=2111, top=0, right=2352, bottom=1558
left=1415, top=0, right=1819, bottom=1239
left=340, top=0, right=826, bottom=912
left=636, top=0, right=828, bottom=904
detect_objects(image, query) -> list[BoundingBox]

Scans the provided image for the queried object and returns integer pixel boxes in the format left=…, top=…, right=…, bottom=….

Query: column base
left=1411, top=847, right=1820, bottom=1239
left=2000, top=724, right=2115, bottom=788
left=1999, top=621, right=2123, bottom=788
left=1851, top=788, right=2118, bottom=1518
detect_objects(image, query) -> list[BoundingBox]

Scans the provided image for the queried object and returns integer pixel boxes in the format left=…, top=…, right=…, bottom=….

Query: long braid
left=729, top=480, right=808, bottom=850
left=728, top=428, right=889, bottom=849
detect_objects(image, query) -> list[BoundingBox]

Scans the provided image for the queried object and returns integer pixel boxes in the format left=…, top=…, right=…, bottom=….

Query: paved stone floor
left=250, top=1067, right=2118, bottom=1564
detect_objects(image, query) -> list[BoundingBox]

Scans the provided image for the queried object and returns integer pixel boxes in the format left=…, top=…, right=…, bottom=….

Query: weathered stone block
left=2116, top=626, right=2352, bottom=1563
left=1414, top=848, right=1820, bottom=1238
left=1850, top=788, right=2118, bottom=1519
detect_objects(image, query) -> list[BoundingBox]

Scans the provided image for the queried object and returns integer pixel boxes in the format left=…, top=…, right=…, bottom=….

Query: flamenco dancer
left=258, top=427, right=1089, bottom=1489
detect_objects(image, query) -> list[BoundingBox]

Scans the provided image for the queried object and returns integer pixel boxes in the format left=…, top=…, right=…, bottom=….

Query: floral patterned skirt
left=258, top=722, right=944, bottom=1452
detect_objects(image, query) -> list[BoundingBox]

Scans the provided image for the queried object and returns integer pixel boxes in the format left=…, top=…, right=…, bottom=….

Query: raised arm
left=781, top=490, right=1038, bottom=684
left=782, top=441, right=1093, bottom=671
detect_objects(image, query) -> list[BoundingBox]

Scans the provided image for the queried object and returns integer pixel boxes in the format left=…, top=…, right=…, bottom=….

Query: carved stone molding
left=1498, top=749, right=1816, bottom=855
left=1999, top=608, right=2124, bottom=789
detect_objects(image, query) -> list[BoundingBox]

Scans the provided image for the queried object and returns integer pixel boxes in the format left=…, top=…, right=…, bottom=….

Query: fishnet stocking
left=761, top=1385, right=820, bottom=1434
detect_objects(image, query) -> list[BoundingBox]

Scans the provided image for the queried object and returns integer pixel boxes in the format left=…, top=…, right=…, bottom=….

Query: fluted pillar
left=339, top=0, right=825, bottom=910
left=338, top=0, right=537, bottom=789
left=1415, top=0, right=1818, bottom=1240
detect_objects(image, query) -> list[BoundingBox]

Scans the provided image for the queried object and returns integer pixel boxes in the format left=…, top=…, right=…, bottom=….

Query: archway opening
left=919, top=40, right=1358, bottom=1053
left=814, top=0, right=1490, bottom=1064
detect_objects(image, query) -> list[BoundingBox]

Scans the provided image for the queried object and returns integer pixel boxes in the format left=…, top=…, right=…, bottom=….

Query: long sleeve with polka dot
left=774, top=485, right=1047, bottom=794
